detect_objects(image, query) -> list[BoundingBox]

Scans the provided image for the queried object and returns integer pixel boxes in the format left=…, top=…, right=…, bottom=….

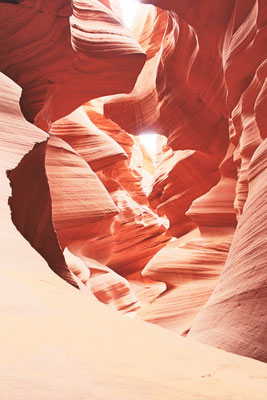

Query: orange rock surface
left=2, top=71, right=266, bottom=400
left=139, top=145, right=237, bottom=333
left=50, top=107, right=127, bottom=172
left=103, top=0, right=266, bottom=361
left=189, top=140, right=267, bottom=362
left=0, top=0, right=146, bottom=130
left=0, top=0, right=267, bottom=396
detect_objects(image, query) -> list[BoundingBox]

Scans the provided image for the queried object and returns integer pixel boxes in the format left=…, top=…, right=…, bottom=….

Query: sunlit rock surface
left=85, top=104, right=149, bottom=205
left=0, top=0, right=146, bottom=130
left=139, top=145, right=238, bottom=333
left=0, top=73, right=76, bottom=287
left=189, top=139, right=267, bottom=362
left=0, top=0, right=267, bottom=395
left=2, top=71, right=267, bottom=400
left=103, top=0, right=267, bottom=361
left=49, top=99, right=169, bottom=308
left=50, top=107, right=127, bottom=172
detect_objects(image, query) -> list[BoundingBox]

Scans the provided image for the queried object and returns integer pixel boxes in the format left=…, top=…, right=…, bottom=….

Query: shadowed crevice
left=7, top=140, right=78, bottom=288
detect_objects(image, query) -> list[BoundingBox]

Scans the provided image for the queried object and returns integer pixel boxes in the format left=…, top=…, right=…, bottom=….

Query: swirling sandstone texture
left=0, top=0, right=146, bottom=130
left=103, top=0, right=267, bottom=362
left=139, top=145, right=237, bottom=333
left=48, top=102, right=169, bottom=310
left=0, top=0, right=267, bottom=396
left=1, top=73, right=77, bottom=287
left=189, top=139, right=267, bottom=361
left=2, top=71, right=267, bottom=400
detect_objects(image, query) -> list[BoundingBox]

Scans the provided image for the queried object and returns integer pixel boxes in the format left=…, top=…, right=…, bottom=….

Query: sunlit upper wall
left=118, top=0, right=140, bottom=28
left=118, top=1, right=159, bottom=158
left=139, top=133, right=158, bottom=157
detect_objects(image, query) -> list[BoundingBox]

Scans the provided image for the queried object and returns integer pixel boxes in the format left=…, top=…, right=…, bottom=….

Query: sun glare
left=118, top=1, right=158, bottom=158
left=139, top=133, right=158, bottom=158
left=118, top=0, right=140, bottom=28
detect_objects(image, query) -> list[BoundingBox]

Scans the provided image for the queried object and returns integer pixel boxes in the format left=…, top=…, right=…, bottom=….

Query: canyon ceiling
left=0, top=0, right=267, bottom=398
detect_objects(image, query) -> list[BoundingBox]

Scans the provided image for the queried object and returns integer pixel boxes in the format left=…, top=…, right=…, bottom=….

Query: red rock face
left=0, top=0, right=267, bottom=395
left=188, top=139, right=267, bottom=362
left=50, top=108, right=128, bottom=172
left=137, top=144, right=237, bottom=333
left=105, top=3, right=230, bottom=154
left=0, top=73, right=76, bottom=287
left=103, top=0, right=267, bottom=361
left=0, top=0, right=146, bottom=130
left=48, top=101, right=169, bottom=309
left=187, top=1, right=267, bottom=362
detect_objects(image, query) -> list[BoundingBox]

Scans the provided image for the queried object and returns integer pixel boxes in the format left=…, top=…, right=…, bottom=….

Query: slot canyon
left=0, top=0, right=267, bottom=398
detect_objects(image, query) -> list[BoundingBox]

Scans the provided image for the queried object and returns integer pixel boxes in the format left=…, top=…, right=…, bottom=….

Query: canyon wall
left=0, top=0, right=267, bottom=397
left=104, top=0, right=267, bottom=361
left=1, top=70, right=267, bottom=400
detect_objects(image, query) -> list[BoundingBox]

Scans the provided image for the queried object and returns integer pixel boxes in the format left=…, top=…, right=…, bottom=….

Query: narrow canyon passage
left=0, top=0, right=267, bottom=399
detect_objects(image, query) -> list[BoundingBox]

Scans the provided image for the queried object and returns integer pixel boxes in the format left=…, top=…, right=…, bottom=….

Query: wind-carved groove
left=0, top=1, right=19, bottom=4
left=7, top=140, right=78, bottom=288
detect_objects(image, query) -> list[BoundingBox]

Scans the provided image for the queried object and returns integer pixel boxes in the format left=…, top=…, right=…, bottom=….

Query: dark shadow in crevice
left=0, top=1, right=19, bottom=4
left=7, top=140, right=78, bottom=288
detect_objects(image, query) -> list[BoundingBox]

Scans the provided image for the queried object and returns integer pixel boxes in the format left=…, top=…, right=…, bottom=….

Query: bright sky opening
left=118, top=1, right=158, bottom=158
left=139, top=133, right=158, bottom=158
left=118, top=0, right=140, bottom=28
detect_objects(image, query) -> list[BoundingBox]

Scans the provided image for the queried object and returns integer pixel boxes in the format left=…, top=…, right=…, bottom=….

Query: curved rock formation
left=0, top=0, right=267, bottom=396
left=82, top=103, right=169, bottom=282
left=1, top=68, right=267, bottom=399
left=0, top=0, right=146, bottom=130
left=1, top=73, right=76, bottom=286
left=48, top=103, right=169, bottom=308
left=8, top=141, right=78, bottom=286
left=103, top=0, right=267, bottom=361
left=187, top=0, right=267, bottom=362
left=104, top=3, right=229, bottom=155
left=98, top=174, right=169, bottom=278
left=85, top=105, right=148, bottom=205
left=148, top=148, right=221, bottom=237
left=139, top=144, right=237, bottom=333
left=64, top=247, right=140, bottom=313
left=45, top=134, right=118, bottom=249
left=50, top=107, right=127, bottom=172
left=189, top=139, right=267, bottom=361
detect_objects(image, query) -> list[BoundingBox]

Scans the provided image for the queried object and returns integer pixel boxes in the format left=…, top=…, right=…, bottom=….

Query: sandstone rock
left=189, top=139, right=267, bottom=362
left=105, top=3, right=229, bottom=156
left=140, top=144, right=238, bottom=333
left=0, top=0, right=146, bottom=130
left=102, top=1, right=266, bottom=363
left=86, top=106, right=149, bottom=205
left=188, top=0, right=267, bottom=362
left=1, top=73, right=76, bottom=286
left=50, top=107, right=127, bottom=172
left=148, top=149, right=221, bottom=237
left=2, top=76, right=267, bottom=400
left=1, top=0, right=267, bottom=393
left=99, top=175, right=169, bottom=278
left=2, top=233, right=267, bottom=399
left=45, top=135, right=118, bottom=249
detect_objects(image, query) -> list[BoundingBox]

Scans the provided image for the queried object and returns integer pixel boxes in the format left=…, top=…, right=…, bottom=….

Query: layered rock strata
left=0, top=0, right=266, bottom=389
left=103, top=0, right=267, bottom=361
left=1, top=74, right=267, bottom=399
left=49, top=103, right=169, bottom=310
left=0, top=0, right=146, bottom=130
